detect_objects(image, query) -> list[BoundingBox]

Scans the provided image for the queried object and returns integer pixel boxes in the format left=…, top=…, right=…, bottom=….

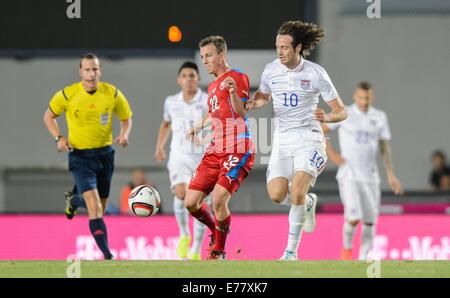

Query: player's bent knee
left=173, top=186, right=186, bottom=200
left=290, top=190, right=308, bottom=204
left=183, top=198, right=197, bottom=211
left=269, top=192, right=287, bottom=204
left=212, top=197, right=227, bottom=211
left=267, top=187, right=288, bottom=204
left=267, top=178, right=289, bottom=204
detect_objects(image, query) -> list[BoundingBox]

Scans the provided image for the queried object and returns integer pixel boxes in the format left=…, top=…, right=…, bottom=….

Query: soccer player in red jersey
left=184, top=36, right=255, bottom=260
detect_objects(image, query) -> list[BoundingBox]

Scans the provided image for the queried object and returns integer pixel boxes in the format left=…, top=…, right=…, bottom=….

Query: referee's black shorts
left=68, top=146, right=115, bottom=198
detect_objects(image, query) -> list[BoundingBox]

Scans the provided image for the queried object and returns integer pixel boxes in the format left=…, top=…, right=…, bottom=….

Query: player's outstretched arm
left=115, top=117, right=132, bottom=148
left=315, top=96, right=347, bottom=123
left=223, top=76, right=247, bottom=117
left=187, top=112, right=211, bottom=142
left=323, top=128, right=345, bottom=166
left=246, top=90, right=270, bottom=110
left=43, top=108, right=71, bottom=152
left=155, top=120, right=171, bottom=162
left=380, top=140, right=404, bottom=195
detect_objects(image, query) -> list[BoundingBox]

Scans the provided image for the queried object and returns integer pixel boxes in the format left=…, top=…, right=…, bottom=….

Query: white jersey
left=259, top=58, right=339, bottom=134
left=327, top=104, right=391, bottom=184
left=163, top=89, right=208, bottom=158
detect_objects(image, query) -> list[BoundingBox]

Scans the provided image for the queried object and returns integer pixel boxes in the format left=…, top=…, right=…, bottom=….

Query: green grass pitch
left=0, top=260, right=448, bottom=278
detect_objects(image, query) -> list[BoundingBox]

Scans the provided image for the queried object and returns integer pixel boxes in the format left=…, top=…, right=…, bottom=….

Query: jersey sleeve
left=379, top=112, right=392, bottom=141
left=317, top=67, right=339, bottom=102
left=163, top=97, right=171, bottom=122
left=48, top=90, right=68, bottom=116
left=258, top=65, right=271, bottom=94
left=325, top=122, right=341, bottom=131
left=235, top=73, right=250, bottom=102
left=113, top=89, right=133, bottom=121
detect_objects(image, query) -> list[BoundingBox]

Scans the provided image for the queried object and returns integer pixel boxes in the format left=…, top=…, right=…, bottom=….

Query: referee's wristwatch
left=53, top=135, right=63, bottom=142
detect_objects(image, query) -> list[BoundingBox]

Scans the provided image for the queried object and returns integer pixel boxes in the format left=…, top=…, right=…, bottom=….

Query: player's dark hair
left=79, top=53, right=99, bottom=68
left=198, top=36, right=227, bottom=54
left=432, top=150, right=446, bottom=161
left=178, top=61, right=199, bottom=75
left=277, top=20, right=325, bottom=57
left=357, top=81, right=372, bottom=91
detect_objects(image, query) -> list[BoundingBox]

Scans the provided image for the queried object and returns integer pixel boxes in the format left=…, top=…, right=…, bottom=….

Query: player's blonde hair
left=198, top=36, right=227, bottom=54
left=277, top=21, right=325, bottom=57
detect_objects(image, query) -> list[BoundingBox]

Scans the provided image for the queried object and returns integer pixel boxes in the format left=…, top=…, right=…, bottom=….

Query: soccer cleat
left=64, top=191, right=77, bottom=220
left=207, top=250, right=226, bottom=260
left=176, top=235, right=191, bottom=259
left=188, top=252, right=201, bottom=260
left=279, top=250, right=298, bottom=261
left=304, top=193, right=318, bottom=233
left=341, top=248, right=353, bottom=260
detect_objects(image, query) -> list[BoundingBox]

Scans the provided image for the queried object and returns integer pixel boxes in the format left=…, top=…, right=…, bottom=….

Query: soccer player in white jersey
left=155, top=61, right=211, bottom=260
left=322, top=81, right=403, bottom=260
left=247, top=21, right=348, bottom=260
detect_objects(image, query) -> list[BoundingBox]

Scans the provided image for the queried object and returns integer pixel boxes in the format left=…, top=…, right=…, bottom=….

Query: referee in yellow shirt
left=43, top=53, right=133, bottom=260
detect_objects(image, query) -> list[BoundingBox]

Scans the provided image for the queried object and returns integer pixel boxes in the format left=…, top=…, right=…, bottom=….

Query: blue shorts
left=68, top=146, right=115, bottom=199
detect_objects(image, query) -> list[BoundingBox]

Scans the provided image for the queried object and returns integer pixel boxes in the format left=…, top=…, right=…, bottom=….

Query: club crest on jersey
left=300, top=79, right=311, bottom=90
left=370, top=119, right=378, bottom=126
left=219, top=78, right=229, bottom=91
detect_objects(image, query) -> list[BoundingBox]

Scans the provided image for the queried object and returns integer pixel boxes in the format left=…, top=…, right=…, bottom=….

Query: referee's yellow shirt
left=49, top=82, right=133, bottom=150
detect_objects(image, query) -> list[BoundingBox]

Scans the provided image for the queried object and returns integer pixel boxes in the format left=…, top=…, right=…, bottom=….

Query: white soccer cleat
left=304, top=193, right=318, bottom=233
left=279, top=250, right=298, bottom=261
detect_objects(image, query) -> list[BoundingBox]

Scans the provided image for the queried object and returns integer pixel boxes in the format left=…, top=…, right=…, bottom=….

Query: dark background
left=0, top=0, right=315, bottom=50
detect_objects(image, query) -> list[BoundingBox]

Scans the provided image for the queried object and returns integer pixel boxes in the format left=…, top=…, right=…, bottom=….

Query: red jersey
left=207, top=69, right=252, bottom=153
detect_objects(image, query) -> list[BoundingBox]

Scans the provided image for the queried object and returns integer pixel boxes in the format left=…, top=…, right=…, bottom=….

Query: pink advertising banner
left=0, top=214, right=448, bottom=260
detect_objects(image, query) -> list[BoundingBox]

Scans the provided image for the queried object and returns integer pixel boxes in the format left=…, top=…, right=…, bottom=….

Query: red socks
left=213, top=215, right=231, bottom=252
left=190, top=202, right=216, bottom=233
left=191, top=203, right=232, bottom=253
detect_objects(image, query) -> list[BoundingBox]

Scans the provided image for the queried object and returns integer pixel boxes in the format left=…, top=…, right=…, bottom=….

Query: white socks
left=343, top=221, right=356, bottom=250
left=173, top=196, right=190, bottom=237
left=280, top=193, right=291, bottom=206
left=359, top=224, right=375, bottom=260
left=190, top=218, right=207, bottom=255
left=174, top=195, right=210, bottom=255
left=285, top=203, right=306, bottom=253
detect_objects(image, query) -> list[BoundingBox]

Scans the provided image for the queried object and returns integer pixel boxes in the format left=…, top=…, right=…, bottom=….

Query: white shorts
left=167, top=153, right=202, bottom=189
left=338, top=179, right=381, bottom=223
left=266, top=130, right=327, bottom=187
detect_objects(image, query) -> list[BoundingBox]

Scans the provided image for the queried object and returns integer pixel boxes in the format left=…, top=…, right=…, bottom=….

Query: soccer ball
left=128, top=185, right=161, bottom=217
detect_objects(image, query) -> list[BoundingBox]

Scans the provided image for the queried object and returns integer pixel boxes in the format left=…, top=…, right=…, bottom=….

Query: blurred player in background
left=155, top=61, right=211, bottom=260
left=322, top=81, right=403, bottom=260
left=119, top=168, right=154, bottom=214
left=43, top=53, right=133, bottom=260
left=429, top=150, right=450, bottom=191
left=185, top=36, right=255, bottom=260
left=247, top=21, right=347, bottom=260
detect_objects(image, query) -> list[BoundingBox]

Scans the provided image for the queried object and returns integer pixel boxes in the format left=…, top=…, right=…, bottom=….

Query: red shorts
left=188, top=147, right=255, bottom=195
